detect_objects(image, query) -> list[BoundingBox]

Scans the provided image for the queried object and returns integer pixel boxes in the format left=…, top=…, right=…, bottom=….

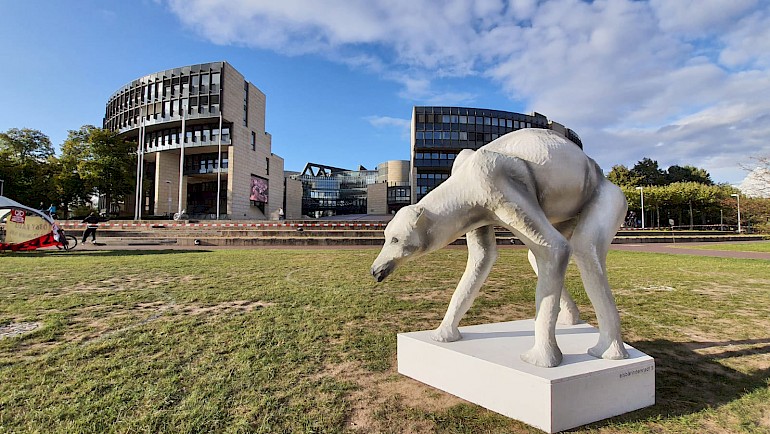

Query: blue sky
left=2, top=0, right=769, bottom=184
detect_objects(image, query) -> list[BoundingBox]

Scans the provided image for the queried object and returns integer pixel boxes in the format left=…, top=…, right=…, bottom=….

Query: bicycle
left=57, top=233, right=79, bottom=251
left=62, top=235, right=78, bottom=251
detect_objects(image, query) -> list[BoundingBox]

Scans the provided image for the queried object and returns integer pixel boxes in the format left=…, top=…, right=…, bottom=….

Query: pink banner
left=249, top=176, right=268, bottom=203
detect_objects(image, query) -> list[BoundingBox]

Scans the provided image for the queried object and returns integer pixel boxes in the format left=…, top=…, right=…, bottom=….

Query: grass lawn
left=673, top=241, right=770, bottom=253
left=1, top=248, right=769, bottom=433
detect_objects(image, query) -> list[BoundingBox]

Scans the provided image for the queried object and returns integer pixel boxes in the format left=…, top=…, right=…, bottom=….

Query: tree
left=621, top=183, right=733, bottom=229
left=56, top=126, right=93, bottom=215
left=607, top=164, right=640, bottom=186
left=0, top=128, right=57, bottom=205
left=0, top=128, right=54, bottom=162
left=667, top=165, right=713, bottom=185
left=631, top=158, right=667, bottom=186
left=62, top=125, right=136, bottom=215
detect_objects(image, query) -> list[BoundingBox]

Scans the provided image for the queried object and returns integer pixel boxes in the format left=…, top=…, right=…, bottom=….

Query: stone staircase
left=57, top=220, right=765, bottom=247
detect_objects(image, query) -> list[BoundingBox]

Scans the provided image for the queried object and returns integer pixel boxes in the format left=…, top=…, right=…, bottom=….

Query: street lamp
left=731, top=193, right=741, bottom=233
left=635, top=186, right=645, bottom=229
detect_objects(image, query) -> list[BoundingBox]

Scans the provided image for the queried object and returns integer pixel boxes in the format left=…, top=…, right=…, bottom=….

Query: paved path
left=610, top=241, right=770, bottom=260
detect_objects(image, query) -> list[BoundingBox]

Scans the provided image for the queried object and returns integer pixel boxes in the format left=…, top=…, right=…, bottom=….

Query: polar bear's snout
left=371, top=260, right=396, bottom=282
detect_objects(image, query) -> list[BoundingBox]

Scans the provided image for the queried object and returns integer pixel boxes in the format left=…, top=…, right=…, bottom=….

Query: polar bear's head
left=371, top=204, right=432, bottom=282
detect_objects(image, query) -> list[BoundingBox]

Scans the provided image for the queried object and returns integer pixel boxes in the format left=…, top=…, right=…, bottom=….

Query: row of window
left=416, top=173, right=451, bottom=181
left=183, top=152, right=229, bottom=175
left=416, top=131, right=513, bottom=142
left=143, top=124, right=231, bottom=149
left=387, top=187, right=411, bottom=199
left=415, top=186, right=436, bottom=196
left=414, top=159, right=453, bottom=168
left=108, top=72, right=222, bottom=115
left=417, top=114, right=541, bottom=128
left=108, top=95, right=223, bottom=131
left=415, top=172, right=451, bottom=200
left=414, top=152, right=456, bottom=160
left=416, top=122, right=532, bottom=132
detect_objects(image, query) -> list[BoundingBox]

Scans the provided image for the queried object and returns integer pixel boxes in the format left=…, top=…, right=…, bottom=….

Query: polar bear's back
left=481, top=128, right=585, bottom=166
left=479, top=128, right=603, bottom=221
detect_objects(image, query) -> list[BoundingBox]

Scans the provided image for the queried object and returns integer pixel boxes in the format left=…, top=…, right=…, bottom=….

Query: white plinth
left=398, top=320, right=654, bottom=433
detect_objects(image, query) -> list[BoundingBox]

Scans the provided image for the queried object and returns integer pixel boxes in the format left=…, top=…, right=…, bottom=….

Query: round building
left=104, top=61, right=284, bottom=220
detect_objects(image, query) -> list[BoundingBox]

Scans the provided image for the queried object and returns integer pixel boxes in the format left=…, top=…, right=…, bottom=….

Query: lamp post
left=731, top=193, right=741, bottom=233
left=165, top=180, right=172, bottom=217
left=635, top=186, right=645, bottom=229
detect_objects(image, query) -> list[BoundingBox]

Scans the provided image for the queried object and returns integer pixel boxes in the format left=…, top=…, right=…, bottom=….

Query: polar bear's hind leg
left=570, top=180, right=629, bottom=360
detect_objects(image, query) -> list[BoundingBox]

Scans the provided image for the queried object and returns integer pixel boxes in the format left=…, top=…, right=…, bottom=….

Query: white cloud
left=163, top=0, right=770, bottom=184
left=366, top=115, right=409, bottom=130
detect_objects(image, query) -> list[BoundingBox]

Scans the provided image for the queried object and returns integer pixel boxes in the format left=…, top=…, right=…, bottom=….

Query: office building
left=287, top=160, right=410, bottom=217
left=411, top=106, right=582, bottom=203
left=104, top=61, right=284, bottom=219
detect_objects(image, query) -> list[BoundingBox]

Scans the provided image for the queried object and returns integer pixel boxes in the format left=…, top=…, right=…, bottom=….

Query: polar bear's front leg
left=431, top=225, right=498, bottom=343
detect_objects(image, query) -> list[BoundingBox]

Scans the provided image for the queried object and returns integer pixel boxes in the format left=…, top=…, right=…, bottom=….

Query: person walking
left=81, top=212, right=100, bottom=244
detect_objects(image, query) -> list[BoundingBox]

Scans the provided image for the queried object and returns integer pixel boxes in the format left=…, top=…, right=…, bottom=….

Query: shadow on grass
left=588, top=337, right=770, bottom=428
left=1, top=249, right=212, bottom=257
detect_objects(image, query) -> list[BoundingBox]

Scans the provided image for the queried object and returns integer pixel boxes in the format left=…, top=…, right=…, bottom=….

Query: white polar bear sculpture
left=371, top=128, right=629, bottom=368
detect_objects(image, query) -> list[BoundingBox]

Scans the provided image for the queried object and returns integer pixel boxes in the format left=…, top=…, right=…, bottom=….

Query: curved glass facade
left=105, top=62, right=224, bottom=137
left=411, top=106, right=582, bottom=202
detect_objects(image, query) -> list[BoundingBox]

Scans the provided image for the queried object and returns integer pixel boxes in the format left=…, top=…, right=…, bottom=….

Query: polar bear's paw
left=588, top=339, right=629, bottom=360
left=431, top=326, right=462, bottom=342
left=521, top=343, right=563, bottom=368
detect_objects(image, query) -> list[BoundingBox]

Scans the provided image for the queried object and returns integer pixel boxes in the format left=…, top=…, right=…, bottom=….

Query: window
left=243, top=81, right=249, bottom=127
left=211, top=72, right=220, bottom=92
left=251, top=131, right=256, bottom=151
left=266, top=157, right=270, bottom=175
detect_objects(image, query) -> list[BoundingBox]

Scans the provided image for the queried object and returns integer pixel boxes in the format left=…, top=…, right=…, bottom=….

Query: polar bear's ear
left=414, top=205, right=430, bottom=231
left=452, top=149, right=475, bottom=175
